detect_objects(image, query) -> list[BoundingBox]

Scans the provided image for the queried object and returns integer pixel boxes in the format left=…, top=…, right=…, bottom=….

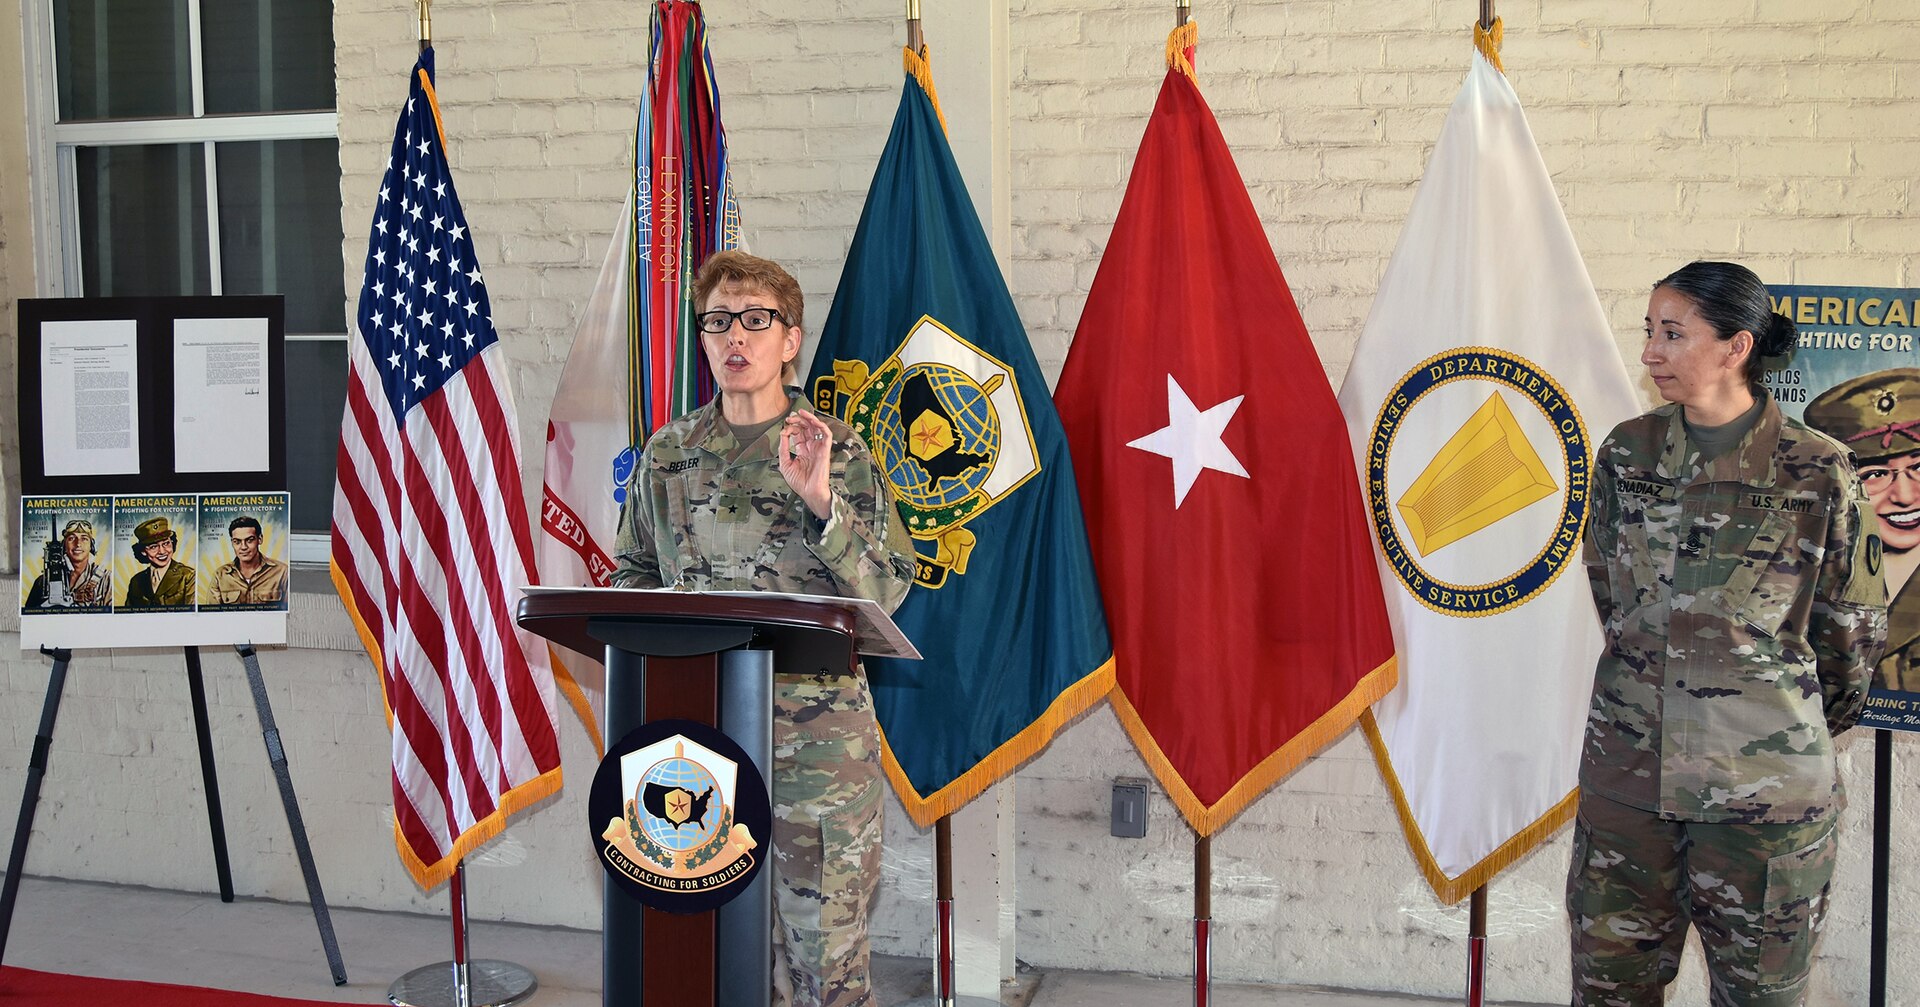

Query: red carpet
left=0, top=966, right=358, bottom=1006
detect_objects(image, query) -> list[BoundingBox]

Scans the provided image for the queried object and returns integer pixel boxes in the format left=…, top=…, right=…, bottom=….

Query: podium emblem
left=589, top=719, right=771, bottom=913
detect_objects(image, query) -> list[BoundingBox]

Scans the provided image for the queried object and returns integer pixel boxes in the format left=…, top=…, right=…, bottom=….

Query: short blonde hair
left=694, top=250, right=803, bottom=331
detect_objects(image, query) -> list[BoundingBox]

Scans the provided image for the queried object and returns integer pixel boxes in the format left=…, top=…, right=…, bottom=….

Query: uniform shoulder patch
left=1843, top=497, right=1888, bottom=608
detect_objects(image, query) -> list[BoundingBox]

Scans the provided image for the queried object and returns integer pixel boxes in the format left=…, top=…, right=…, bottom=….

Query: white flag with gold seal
left=1336, top=47, right=1641, bottom=903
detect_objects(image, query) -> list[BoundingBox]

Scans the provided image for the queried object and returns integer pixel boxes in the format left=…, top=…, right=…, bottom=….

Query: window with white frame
left=31, top=0, right=344, bottom=562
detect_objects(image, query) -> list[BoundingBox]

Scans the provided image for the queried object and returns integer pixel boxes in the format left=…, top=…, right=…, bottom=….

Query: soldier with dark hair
left=1806, top=368, right=1920, bottom=692
left=611, top=250, right=916, bottom=1007
left=208, top=515, right=287, bottom=605
left=1572, top=261, right=1888, bottom=1005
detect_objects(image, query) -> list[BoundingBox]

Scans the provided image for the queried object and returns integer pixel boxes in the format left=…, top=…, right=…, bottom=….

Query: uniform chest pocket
left=1614, top=486, right=1680, bottom=614
left=659, top=471, right=710, bottom=584
left=1709, top=500, right=1825, bottom=639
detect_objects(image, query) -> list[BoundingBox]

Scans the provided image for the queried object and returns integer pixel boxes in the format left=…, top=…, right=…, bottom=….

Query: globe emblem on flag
left=636, top=756, right=724, bottom=853
left=872, top=362, right=1003, bottom=515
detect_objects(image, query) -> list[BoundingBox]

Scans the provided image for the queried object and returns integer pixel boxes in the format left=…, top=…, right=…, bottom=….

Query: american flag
left=330, top=48, right=563, bottom=888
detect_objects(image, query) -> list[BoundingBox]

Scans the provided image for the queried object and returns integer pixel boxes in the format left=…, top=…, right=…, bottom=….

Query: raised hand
left=779, top=410, right=835, bottom=518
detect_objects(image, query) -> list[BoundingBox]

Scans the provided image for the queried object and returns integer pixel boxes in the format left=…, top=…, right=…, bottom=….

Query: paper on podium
left=520, top=586, right=920, bottom=660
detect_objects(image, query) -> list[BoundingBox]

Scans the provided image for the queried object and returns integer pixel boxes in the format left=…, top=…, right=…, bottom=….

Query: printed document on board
left=40, top=319, right=140, bottom=476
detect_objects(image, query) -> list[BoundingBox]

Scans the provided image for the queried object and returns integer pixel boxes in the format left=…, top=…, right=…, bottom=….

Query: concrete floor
left=0, top=875, right=1527, bottom=1005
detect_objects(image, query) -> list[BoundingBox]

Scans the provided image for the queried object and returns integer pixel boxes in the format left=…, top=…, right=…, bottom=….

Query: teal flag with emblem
left=807, top=47, right=1114, bottom=826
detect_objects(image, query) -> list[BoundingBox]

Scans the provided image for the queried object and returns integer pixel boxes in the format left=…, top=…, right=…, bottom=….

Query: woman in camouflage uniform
left=1572, top=261, right=1888, bottom=1006
left=611, top=250, right=916, bottom=1007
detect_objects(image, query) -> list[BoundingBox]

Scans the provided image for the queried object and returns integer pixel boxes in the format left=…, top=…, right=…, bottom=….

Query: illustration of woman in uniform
left=1807, top=367, right=1920, bottom=692
left=123, top=517, right=198, bottom=608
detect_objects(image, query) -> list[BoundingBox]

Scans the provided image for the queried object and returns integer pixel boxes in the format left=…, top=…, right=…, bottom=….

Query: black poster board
left=16, top=296, right=290, bottom=650
left=17, top=296, right=286, bottom=496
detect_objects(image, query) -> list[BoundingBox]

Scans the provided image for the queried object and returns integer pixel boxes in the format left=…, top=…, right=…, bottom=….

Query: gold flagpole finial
left=906, top=0, right=923, bottom=53
left=1176, top=0, right=1191, bottom=28
left=418, top=0, right=431, bottom=51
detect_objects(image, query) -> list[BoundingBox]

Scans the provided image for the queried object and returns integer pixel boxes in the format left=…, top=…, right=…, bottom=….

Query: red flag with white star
left=1053, top=27, right=1396, bottom=836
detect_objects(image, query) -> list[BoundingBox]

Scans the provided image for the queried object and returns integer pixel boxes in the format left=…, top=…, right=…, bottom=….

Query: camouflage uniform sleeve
left=1583, top=441, right=1620, bottom=629
left=609, top=443, right=664, bottom=590
left=1811, top=470, right=1888, bottom=735
left=804, top=434, right=916, bottom=614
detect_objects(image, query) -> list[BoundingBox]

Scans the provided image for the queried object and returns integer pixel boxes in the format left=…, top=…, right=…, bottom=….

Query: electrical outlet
left=1111, top=777, right=1148, bottom=838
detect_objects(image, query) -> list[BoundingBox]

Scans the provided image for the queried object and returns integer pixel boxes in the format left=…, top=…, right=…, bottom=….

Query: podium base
left=386, top=959, right=537, bottom=1007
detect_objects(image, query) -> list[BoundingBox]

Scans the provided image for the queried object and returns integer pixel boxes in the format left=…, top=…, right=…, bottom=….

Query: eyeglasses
left=696, top=307, right=784, bottom=334
left=1860, top=466, right=1920, bottom=492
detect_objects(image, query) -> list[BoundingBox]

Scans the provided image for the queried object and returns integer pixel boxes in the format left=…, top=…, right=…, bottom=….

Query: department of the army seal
left=1365, top=347, right=1593, bottom=617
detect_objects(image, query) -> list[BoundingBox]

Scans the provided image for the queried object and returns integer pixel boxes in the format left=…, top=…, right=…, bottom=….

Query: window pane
left=201, top=0, right=335, bottom=114
left=54, top=0, right=192, bottom=121
left=216, top=139, right=346, bottom=334
left=76, top=144, right=211, bottom=298
left=287, top=339, right=347, bottom=533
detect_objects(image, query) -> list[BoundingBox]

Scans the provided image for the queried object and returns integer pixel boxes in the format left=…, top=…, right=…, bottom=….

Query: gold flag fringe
left=417, top=69, right=450, bottom=151
left=879, top=656, right=1116, bottom=828
left=1474, top=16, right=1505, bottom=74
left=1110, top=656, right=1397, bottom=837
left=398, top=764, right=565, bottom=889
left=1165, top=21, right=1198, bottom=81
left=331, top=557, right=397, bottom=732
left=332, top=558, right=574, bottom=889
left=546, top=647, right=605, bottom=755
left=1362, top=710, right=1577, bottom=905
left=902, top=44, right=949, bottom=136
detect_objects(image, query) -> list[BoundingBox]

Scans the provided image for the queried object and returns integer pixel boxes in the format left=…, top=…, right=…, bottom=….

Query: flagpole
left=899, top=12, right=978, bottom=1000
left=1869, top=729, right=1891, bottom=1007
left=1466, top=16, right=1494, bottom=1006
left=1468, top=23, right=1494, bottom=1007
left=1171, top=13, right=1202, bottom=1007
left=418, top=0, right=430, bottom=54
left=1193, top=832, right=1211, bottom=1007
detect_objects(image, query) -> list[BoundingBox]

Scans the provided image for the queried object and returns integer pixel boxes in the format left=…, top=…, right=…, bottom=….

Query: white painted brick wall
left=0, top=0, right=29, bottom=569
left=0, top=0, right=1916, bottom=1002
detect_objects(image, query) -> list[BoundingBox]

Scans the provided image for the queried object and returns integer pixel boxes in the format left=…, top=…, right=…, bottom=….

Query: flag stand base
left=900, top=820, right=1006, bottom=1006
left=388, top=863, right=535, bottom=1007
left=387, top=960, right=535, bottom=1007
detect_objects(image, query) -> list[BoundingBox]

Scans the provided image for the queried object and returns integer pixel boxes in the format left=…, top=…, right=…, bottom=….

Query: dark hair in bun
left=1654, top=261, right=1796, bottom=394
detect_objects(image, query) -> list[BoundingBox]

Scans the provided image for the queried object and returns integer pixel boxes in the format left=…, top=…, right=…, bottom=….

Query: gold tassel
left=902, top=44, right=950, bottom=137
left=1474, top=16, right=1505, bottom=74
left=1165, top=21, right=1198, bottom=81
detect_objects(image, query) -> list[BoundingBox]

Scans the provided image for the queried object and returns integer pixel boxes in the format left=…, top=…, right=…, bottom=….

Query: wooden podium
left=516, top=588, right=914, bottom=1007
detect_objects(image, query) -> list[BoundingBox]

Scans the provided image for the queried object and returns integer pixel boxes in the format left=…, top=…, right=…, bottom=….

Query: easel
left=0, top=643, right=346, bottom=984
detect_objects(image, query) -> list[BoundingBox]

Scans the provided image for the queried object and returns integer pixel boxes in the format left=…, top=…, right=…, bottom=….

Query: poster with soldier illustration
left=18, top=492, right=290, bottom=649
left=1767, top=283, right=1920, bottom=733
left=196, top=494, right=291, bottom=612
left=19, top=496, right=115, bottom=615
left=111, top=495, right=200, bottom=613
